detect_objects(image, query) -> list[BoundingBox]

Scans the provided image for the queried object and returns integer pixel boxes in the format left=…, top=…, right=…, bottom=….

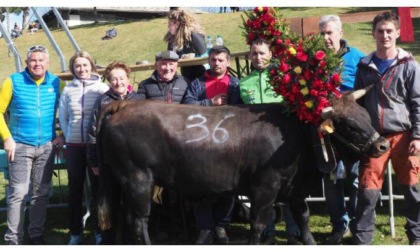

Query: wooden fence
left=56, top=51, right=251, bottom=81
left=287, top=7, right=420, bottom=37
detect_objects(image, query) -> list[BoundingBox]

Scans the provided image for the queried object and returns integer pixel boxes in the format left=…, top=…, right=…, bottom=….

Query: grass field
left=0, top=7, right=419, bottom=245
left=0, top=166, right=412, bottom=245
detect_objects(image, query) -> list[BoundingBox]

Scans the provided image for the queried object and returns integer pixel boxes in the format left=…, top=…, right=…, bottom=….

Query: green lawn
left=0, top=168, right=411, bottom=245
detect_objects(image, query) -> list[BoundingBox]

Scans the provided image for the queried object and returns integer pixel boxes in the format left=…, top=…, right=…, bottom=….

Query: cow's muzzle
left=332, top=131, right=390, bottom=157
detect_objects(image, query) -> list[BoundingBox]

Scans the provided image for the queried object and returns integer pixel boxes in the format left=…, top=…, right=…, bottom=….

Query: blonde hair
left=68, top=51, right=98, bottom=77
left=163, top=9, right=205, bottom=51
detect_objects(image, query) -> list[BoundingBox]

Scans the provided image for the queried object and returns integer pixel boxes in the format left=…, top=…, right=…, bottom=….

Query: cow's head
left=320, top=85, right=390, bottom=159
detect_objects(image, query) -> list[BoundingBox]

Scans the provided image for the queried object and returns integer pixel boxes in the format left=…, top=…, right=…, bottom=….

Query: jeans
left=193, top=194, right=235, bottom=230
left=324, top=159, right=359, bottom=232
left=261, top=208, right=276, bottom=236
left=4, top=142, right=55, bottom=245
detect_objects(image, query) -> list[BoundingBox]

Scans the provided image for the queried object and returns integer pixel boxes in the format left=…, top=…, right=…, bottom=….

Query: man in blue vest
left=0, top=45, right=64, bottom=245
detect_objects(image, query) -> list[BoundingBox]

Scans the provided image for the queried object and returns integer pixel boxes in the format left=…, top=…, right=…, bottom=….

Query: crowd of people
left=0, top=9, right=419, bottom=246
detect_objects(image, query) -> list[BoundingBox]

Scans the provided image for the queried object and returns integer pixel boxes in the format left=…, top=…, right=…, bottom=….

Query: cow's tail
left=97, top=101, right=130, bottom=231
left=97, top=181, right=112, bottom=230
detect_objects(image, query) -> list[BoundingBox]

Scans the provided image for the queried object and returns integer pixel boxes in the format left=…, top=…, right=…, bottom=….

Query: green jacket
left=239, top=68, right=283, bottom=104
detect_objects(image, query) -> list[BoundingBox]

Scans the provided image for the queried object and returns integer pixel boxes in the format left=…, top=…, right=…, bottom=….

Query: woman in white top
left=59, top=51, right=109, bottom=245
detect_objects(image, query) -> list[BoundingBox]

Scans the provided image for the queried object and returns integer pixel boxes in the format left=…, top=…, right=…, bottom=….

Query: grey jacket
left=354, top=48, right=420, bottom=139
left=59, top=74, right=109, bottom=144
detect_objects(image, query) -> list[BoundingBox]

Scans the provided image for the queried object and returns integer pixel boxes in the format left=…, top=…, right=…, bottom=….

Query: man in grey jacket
left=350, top=12, right=420, bottom=245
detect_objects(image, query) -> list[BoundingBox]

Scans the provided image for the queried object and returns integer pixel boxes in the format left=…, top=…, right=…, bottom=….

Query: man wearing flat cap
left=137, top=50, right=191, bottom=240
left=137, top=50, right=190, bottom=103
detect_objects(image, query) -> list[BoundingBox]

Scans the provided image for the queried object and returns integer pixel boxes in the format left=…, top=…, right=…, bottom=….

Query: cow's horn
left=350, top=83, right=375, bottom=100
left=321, top=106, right=334, bottom=119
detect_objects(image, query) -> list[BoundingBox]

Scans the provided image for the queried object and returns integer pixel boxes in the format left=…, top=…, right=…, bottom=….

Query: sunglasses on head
left=26, top=45, right=49, bottom=60
left=28, top=45, right=47, bottom=52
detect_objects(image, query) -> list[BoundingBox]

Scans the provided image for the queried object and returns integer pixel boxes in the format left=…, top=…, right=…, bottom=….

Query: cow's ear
left=321, top=106, right=334, bottom=119
left=349, top=83, right=375, bottom=100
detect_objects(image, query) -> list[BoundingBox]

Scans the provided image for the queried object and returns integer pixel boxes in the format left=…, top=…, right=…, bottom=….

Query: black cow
left=96, top=89, right=390, bottom=245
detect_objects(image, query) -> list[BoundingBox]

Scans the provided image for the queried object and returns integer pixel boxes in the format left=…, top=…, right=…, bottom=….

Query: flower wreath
left=242, top=7, right=343, bottom=125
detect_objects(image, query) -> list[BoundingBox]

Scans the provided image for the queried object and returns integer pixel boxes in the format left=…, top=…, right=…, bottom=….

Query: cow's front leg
left=290, top=199, right=315, bottom=245
left=133, top=216, right=151, bottom=245
left=247, top=196, right=275, bottom=244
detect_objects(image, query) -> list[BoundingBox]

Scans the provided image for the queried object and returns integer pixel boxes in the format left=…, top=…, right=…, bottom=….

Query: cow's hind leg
left=289, top=199, right=316, bottom=245
left=120, top=169, right=153, bottom=245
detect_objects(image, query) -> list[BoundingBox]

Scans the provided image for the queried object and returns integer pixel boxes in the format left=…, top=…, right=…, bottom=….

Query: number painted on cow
left=185, top=113, right=235, bottom=144
left=185, top=114, right=209, bottom=143
left=212, top=113, right=235, bottom=143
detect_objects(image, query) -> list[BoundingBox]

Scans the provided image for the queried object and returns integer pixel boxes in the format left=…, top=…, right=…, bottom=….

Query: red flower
left=314, top=50, right=326, bottom=61
left=295, top=51, right=308, bottom=62
left=303, top=69, right=312, bottom=80
left=281, top=74, right=291, bottom=84
left=331, top=73, right=341, bottom=83
left=248, top=33, right=256, bottom=43
left=310, top=89, right=319, bottom=97
left=270, top=69, right=277, bottom=76
left=242, top=7, right=343, bottom=125
left=279, top=60, right=289, bottom=72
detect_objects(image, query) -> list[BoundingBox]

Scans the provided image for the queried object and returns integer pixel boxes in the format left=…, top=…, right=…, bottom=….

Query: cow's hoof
left=214, top=226, right=229, bottom=245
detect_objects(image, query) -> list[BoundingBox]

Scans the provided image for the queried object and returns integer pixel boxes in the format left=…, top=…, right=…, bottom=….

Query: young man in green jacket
left=239, top=38, right=296, bottom=245
left=239, top=38, right=283, bottom=104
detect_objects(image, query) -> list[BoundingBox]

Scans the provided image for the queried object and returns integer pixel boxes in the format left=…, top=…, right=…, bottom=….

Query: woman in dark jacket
left=163, top=9, right=208, bottom=81
left=87, top=60, right=141, bottom=245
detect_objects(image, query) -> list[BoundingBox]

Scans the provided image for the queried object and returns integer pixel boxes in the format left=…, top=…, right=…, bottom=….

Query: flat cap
left=155, top=50, right=179, bottom=62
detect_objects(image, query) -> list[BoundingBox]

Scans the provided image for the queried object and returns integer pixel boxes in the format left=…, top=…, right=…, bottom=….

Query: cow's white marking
left=185, top=113, right=235, bottom=144
left=185, top=114, right=209, bottom=143
left=212, top=113, right=235, bottom=144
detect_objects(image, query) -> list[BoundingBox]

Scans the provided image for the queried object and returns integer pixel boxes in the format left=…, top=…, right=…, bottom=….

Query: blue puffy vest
left=9, top=69, right=60, bottom=146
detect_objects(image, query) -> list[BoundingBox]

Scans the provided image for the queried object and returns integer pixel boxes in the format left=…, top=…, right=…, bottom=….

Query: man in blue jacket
left=319, top=14, right=365, bottom=245
left=0, top=45, right=64, bottom=245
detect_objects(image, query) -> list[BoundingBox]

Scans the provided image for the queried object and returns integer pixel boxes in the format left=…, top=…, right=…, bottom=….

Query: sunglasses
left=26, top=45, right=49, bottom=59
left=28, top=45, right=48, bottom=52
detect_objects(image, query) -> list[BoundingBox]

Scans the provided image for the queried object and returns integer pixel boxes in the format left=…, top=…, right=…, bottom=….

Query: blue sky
left=3, top=7, right=51, bottom=31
